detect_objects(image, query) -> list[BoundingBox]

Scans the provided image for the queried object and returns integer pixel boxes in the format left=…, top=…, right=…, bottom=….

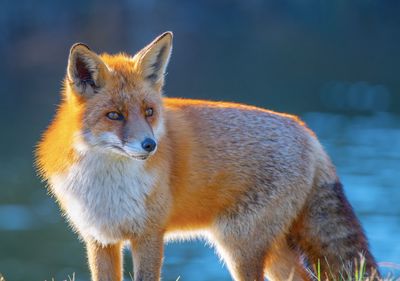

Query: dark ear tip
left=163, top=31, right=173, bottom=38
left=157, top=31, right=173, bottom=43
left=70, top=43, right=91, bottom=54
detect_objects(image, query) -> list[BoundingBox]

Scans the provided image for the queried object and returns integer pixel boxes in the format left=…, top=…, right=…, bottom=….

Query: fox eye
left=106, top=111, right=124, bottom=121
left=145, top=108, right=154, bottom=117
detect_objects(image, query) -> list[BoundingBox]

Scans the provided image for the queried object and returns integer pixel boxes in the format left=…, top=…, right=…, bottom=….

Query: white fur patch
left=153, top=115, right=165, bottom=141
left=50, top=151, right=158, bottom=245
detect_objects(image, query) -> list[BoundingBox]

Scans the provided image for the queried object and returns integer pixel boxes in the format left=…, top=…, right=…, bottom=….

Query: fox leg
left=212, top=177, right=313, bottom=281
left=213, top=216, right=284, bottom=281
left=213, top=236, right=266, bottom=281
left=290, top=181, right=379, bottom=280
left=86, top=240, right=123, bottom=281
left=264, top=237, right=311, bottom=281
left=130, top=233, right=164, bottom=281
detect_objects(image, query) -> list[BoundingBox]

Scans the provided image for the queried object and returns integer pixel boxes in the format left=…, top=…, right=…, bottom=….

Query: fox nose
left=141, top=138, right=157, bottom=153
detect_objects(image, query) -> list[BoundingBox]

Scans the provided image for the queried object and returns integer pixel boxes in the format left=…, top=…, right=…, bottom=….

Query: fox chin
left=36, top=31, right=379, bottom=281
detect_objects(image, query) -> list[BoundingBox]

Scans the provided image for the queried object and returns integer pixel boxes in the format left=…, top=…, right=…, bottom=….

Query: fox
left=36, top=31, right=379, bottom=281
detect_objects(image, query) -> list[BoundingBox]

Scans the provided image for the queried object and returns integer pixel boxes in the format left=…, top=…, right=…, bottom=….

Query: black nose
left=141, top=138, right=157, bottom=153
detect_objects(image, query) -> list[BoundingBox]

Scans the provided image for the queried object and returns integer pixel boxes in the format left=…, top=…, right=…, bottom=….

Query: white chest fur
left=50, top=153, right=157, bottom=245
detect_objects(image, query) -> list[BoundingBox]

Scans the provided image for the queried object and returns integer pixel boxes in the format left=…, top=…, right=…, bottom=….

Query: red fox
left=36, top=32, right=379, bottom=281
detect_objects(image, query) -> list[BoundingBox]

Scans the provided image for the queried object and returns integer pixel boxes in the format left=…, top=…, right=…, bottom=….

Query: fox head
left=66, top=32, right=173, bottom=160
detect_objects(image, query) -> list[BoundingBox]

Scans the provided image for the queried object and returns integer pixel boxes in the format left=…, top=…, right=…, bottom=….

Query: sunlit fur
left=36, top=32, right=378, bottom=281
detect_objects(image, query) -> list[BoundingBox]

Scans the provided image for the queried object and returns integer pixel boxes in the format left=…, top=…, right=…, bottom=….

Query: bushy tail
left=289, top=181, right=379, bottom=280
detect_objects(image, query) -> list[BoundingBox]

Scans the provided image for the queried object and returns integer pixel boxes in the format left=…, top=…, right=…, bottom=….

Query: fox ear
left=67, top=43, right=109, bottom=97
left=134, top=32, right=173, bottom=90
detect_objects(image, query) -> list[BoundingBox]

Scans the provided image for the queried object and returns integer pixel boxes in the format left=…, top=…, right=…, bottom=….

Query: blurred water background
left=0, top=1, right=399, bottom=280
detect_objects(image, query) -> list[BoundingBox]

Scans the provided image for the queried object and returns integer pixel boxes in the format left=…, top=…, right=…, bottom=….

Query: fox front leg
left=86, top=240, right=123, bottom=281
left=130, top=234, right=164, bottom=281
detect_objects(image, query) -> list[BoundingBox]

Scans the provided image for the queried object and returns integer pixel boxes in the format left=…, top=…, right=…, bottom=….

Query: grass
left=0, top=270, right=398, bottom=281
left=307, top=255, right=400, bottom=281
left=1, top=258, right=399, bottom=281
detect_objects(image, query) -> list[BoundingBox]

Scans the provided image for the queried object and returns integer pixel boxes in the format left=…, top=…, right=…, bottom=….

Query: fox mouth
left=131, top=154, right=149, bottom=160
left=111, top=145, right=150, bottom=160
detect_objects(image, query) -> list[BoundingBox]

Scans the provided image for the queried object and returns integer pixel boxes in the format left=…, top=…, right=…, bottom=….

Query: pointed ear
left=134, top=32, right=173, bottom=89
left=67, top=43, right=109, bottom=97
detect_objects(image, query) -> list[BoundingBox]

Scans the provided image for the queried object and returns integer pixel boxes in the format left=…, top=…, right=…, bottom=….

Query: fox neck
left=49, top=149, right=159, bottom=244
